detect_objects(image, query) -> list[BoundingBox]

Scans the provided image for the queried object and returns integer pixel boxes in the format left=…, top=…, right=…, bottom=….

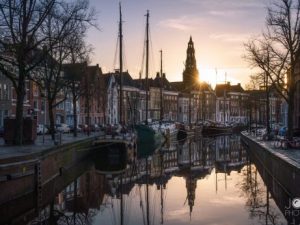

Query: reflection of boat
left=135, top=124, right=163, bottom=159
left=202, top=123, right=232, bottom=136
left=92, top=138, right=134, bottom=174
left=177, top=123, right=187, bottom=141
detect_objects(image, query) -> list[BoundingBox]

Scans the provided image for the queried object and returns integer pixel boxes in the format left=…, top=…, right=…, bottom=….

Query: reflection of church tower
left=183, top=36, right=199, bottom=90
left=185, top=175, right=197, bottom=217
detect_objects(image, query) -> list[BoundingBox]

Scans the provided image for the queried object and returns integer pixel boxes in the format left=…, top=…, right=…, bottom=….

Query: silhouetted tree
left=34, top=0, right=96, bottom=139
left=0, top=0, right=55, bottom=144
left=245, top=0, right=300, bottom=139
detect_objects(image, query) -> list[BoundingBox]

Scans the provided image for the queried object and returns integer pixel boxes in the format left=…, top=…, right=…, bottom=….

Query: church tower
left=183, top=36, right=199, bottom=90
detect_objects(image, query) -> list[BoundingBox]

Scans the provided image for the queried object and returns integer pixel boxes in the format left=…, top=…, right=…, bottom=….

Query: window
left=33, top=101, right=38, bottom=110
left=41, top=101, right=45, bottom=112
left=3, top=84, right=8, bottom=100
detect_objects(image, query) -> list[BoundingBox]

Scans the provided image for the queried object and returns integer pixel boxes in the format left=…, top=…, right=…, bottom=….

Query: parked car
left=79, top=124, right=91, bottom=133
left=56, top=123, right=70, bottom=133
left=69, top=125, right=82, bottom=133
left=91, top=124, right=100, bottom=132
left=37, top=124, right=48, bottom=135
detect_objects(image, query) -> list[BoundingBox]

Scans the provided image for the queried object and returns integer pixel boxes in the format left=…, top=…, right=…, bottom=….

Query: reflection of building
left=59, top=169, right=106, bottom=213
left=215, top=136, right=247, bottom=174
left=186, top=176, right=197, bottom=215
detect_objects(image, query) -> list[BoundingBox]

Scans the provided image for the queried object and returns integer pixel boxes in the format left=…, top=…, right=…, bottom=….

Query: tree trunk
left=48, top=100, right=55, bottom=140
left=73, top=93, right=78, bottom=137
left=287, top=92, right=295, bottom=140
left=266, top=74, right=270, bottom=136
left=87, top=95, right=90, bottom=136
left=14, top=69, right=26, bottom=145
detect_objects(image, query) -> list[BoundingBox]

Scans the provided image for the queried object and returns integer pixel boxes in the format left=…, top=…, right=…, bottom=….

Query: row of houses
left=0, top=37, right=297, bottom=131
left=0, top=65, right=287, bottom=129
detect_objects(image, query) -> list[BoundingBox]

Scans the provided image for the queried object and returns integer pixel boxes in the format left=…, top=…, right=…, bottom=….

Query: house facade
left=216, top=83, right=249, bottom=125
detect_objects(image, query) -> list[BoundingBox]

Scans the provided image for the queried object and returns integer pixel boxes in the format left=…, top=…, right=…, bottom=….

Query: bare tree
left=0, top=0, right=55, bottom=144
left=244, top=0, right=300, bottom=139
left=34, top=0, right=96, bottom=139
left=245, top=73, right=266, bottom=91
left=64, top=35, right=93, bottom=137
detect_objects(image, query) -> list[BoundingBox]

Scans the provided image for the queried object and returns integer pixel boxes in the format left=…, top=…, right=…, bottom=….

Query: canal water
left=3, top=135, right=297, bottom=225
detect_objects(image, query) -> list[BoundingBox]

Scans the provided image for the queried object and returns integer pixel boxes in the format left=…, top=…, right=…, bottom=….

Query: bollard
left=54, top=132, right=62, bottom=145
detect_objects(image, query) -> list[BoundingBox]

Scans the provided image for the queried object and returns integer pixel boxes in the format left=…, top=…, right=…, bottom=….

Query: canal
left=1, top=134, right=298, bottom=225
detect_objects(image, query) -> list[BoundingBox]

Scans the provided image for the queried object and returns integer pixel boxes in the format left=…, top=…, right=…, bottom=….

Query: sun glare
left=199, top=66, right=242, bottom=88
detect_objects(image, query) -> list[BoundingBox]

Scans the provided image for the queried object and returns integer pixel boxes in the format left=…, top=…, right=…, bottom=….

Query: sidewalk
left=242, top=131, right=300, bottom=169
left=0, top=132, right=103, bottom=161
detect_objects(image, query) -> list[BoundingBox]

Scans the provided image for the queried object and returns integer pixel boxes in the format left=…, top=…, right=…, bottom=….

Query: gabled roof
left=170, top=82, right=185, bottom=92
left=102, top=73, right=114, bottom=89
left=215, top=83, right=244, bottom=97
left=87, top=64, right=102, bottom=78
left=63, top=62, right=87, bottom=81
left=151, top=73, right=177, bottom=91
left=104, top=71, right=137, bottom=88
left=230, top=83, right=244, bottom=93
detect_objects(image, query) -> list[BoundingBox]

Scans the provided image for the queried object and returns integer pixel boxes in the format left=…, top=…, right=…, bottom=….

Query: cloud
left=209, top=33, right=250, bottom=43
left=158, top=15, right=204, bottom=31
left=159, top=19, right=190, bottom=31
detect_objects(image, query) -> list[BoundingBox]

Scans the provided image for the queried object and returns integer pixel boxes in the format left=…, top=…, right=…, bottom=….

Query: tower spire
left=183, top=36, right=199, bottom=91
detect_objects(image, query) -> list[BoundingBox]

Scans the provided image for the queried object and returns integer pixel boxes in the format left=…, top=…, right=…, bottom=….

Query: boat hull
left=134, top=124, right=163, bottom=158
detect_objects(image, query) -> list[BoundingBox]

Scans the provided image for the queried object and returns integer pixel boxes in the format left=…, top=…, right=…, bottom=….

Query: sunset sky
left=87, top=0, right=269, bottom=88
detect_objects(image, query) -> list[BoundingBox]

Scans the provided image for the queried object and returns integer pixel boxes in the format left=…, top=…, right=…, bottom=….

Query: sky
left=87, top=0, right=270, bottom=88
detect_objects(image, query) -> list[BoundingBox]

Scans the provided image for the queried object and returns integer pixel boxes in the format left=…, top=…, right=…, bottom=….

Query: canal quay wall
left=241, top=132, right=300, bottom=198
left=241, top=132, right=300, bottom=197
left=0, top=135, right=98, bottom=223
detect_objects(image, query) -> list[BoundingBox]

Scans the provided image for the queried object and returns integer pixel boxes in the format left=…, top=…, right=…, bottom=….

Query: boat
left=135, top=10, right=163, bottom=157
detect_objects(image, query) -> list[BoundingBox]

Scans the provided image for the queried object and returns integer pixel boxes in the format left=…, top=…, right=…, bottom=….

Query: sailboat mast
left=120, top=174, right=124, bottom=225
left=119, top=2, right=123, bottom=125
left=145, top=10, right=149, bottom=125
left=160, top=50, right=163, bottom=121
left=146, top=158, right=150, bottom=225
left=223, top=72, right=227, bottom=125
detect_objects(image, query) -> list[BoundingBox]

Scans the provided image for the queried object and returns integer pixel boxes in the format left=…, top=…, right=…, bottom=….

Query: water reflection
left=3, top=135, right=296, bottom=225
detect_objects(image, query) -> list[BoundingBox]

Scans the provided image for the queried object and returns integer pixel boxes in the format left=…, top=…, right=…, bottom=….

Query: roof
left=63, top=62, right=87, bottom=81
left=104, top=71, right=137, bottom=88
left=215, top=82, right=244, bottom=97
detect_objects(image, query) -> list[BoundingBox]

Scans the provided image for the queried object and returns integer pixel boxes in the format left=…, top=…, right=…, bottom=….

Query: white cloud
left=209, top=33, right=250, bottom=43
left=158, top=15, right=205, bottom=31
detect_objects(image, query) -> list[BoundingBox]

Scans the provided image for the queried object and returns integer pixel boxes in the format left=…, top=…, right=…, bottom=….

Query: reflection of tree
left=30, top=204, right=97, bottom=225
left=29, top=169, right=104, bottom=225
left=239, top=161, right=284, bottom=225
